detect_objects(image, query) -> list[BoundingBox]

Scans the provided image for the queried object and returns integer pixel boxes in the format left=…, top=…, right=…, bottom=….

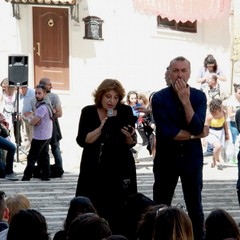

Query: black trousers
left=23, top=138, right=50, bottom=178
left=236, top=151, right=240, bottom=205
left=153, top=164, right=204, bottom=240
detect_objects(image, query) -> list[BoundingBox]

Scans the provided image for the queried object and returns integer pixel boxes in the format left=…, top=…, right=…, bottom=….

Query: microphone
left=107, top=108, right=113, bottom=117
left=104, top=109, right=113, bottom=142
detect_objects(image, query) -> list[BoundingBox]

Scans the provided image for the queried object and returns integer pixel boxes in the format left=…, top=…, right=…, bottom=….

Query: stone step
left=1, top=172, right=240, bottom=239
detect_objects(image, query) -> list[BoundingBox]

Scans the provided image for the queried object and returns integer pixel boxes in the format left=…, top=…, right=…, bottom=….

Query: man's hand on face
left=174, top=78, right=190, bottom=104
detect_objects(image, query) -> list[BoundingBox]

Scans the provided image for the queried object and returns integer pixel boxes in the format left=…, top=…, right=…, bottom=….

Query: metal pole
left=16, top=84, right=20, bottom=162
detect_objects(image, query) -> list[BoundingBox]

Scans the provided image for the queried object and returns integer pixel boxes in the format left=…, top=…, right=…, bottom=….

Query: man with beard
left=21, top=84, right=53, bottom=181
left=39, top=78, right=64, bottom=177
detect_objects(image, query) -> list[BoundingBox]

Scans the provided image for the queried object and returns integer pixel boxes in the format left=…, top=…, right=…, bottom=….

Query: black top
left=75, top=104, right=137, bottom=233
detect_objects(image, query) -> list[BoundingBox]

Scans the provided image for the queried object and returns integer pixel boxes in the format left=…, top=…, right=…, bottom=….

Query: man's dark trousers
left=153, top=165, right=204, bottom=240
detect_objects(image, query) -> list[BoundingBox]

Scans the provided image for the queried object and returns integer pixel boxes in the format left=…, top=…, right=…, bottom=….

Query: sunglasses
left=207, top=64, right=215, bottom=68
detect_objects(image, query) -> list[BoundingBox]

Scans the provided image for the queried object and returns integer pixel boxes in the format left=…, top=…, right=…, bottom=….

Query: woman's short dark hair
left=93, top=79, right=125, bottom=108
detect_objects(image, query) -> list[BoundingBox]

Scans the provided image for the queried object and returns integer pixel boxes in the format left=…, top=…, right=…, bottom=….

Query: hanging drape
left=132, top=0, right=231, bottom=23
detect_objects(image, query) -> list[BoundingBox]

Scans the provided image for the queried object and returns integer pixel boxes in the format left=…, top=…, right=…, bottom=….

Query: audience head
left=0, top=78, right=8, bottom=92
left=0, top=78, right=15, bottom=95
left=19, top=86, right=28, bottom=96
left=68, top=213, right=112, bottom=240
left=5, top=193, right=31, bottom=224
left=209, top=98, right=222, bottom=115
left=126, top=91, right=138, bottom=106
left=137, top=204, right=167, bottom=240
left=0, top=191, right=9, bottom=222
left=148, top=92, right=156, bottom=106
left=233, top=83, right=240, bottom=93
left=204, top=54, right=218, bottom=72
left=124, top=193, right=156, bottom=240
left=153, top=206, right=194, bottom=240
left=165, top=66, right=171, bottom=86
left=39, top=77, right=52, bottom=93
left=207, top=73, right=218, bottom=87
left=7, top=209, right=49, bottom=240
left=205, top=208, right=240, bottom=240
left=93, top=79, right=125, bottom=108
left=35, top=84, right=48, bottom=102
left=138, top=93, right=149, bottom=107
left=64, top=196, right=97, bottom=231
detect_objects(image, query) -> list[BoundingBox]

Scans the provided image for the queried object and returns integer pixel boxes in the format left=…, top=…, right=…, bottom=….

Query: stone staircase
left=0, top=158, right=239, bottom=239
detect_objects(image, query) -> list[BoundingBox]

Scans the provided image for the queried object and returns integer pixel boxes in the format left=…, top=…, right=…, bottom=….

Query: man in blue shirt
left=19, top=86, right=35, bottom=152
left=152, top=56, right=209, bottom=240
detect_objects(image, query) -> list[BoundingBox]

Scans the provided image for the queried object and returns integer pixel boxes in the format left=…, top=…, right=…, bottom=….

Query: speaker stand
left=15, top=84, right=27, bottom=162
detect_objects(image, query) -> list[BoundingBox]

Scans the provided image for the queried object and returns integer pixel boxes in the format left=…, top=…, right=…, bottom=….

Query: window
left=157, top=16, right=197, bottom=33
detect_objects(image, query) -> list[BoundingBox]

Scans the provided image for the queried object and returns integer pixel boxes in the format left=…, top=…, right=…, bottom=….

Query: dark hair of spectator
left=64, top=196, right=97, bottom=231
left=7, top=209, right=49, bottom=240
left=205, top=208, right=240, bottom=240
left=68, top=213, right=112, bottom=240
left=204, top=54, right=218, bottom=72
left=35, top=84, right=47, bottom=93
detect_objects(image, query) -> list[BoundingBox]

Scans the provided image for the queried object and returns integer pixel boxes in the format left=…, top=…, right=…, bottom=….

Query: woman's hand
left=85, top=117, right=108, bottom=144
left=121, top=125, right=137, bottom=145
left=99, top=117, right=107, bottom=131
left=134, top=106, right=152, bottom=115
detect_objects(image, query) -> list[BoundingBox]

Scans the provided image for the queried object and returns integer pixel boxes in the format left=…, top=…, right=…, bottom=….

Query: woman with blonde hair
left=153, top=206, right=194, bottom=240
left=6, top=194, right=31, bottom=224
left=0, top=78, right=18, bottom=144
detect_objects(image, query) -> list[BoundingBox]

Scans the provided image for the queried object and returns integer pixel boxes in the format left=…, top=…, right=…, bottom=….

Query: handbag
left=0, top=123, right=10, bottom=138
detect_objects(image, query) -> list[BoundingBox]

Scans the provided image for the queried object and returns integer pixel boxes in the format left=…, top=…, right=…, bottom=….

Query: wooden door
left=33, top=7, right=69, bottom=90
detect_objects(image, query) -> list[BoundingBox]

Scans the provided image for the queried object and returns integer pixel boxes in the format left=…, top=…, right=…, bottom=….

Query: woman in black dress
left=75, top=79, right=137, bottom=234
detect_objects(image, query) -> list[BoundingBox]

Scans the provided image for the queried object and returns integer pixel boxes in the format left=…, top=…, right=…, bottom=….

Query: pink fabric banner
left=5, top=0, right=76, bottom=5
left=132, top=0, right=232, bottom=22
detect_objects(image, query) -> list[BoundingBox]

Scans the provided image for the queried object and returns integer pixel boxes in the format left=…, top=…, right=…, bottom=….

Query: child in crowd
left=205, top=99, right=229, bottom=169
